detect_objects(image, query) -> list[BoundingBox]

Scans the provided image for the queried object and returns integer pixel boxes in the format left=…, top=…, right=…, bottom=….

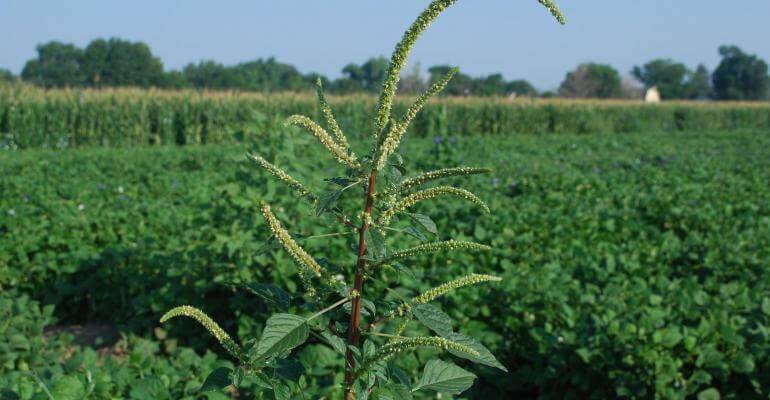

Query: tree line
left=1, top=38, right=768, bottom=100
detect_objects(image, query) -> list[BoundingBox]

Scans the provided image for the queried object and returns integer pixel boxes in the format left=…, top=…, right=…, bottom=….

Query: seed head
left=160, top=305, right=244, bottom=360
left=286, top=115, right=360, bottom=169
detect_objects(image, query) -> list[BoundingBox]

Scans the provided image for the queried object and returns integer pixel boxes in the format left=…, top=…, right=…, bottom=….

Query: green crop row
left=1, top=85, right=770, bottom=149
left=2, top=130, right=770, bottom=398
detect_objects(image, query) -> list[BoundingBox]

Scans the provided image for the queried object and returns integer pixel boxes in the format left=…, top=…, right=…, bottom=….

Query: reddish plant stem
left=344, top=169, right=377, bottom=400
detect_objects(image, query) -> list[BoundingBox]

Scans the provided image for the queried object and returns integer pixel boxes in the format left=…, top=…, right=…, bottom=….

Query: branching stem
left=308, top=297, right=350, bottom=321
left=344, top=168, right=377, bottom=400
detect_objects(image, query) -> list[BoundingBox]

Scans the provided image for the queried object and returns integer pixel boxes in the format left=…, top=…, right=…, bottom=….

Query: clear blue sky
left=1, top=0, right=768, bottom=90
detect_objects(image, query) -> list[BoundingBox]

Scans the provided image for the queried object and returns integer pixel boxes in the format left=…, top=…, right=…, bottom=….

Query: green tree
left=559, top=63, right=621, bottom=98
left=81, top=38, right=109, bottom=86
left=231, top=57, right=313, bottom=91
left=474, top=73, right=508, bottom=96
left=684, top=64, right=712, bottom=99
left=82, top=38, right=164, bottom=87
left=156, top=71, right=189, bottom=89
left=182, top=58, right=318, bottom=92
left=428, top=65, right=473, bottom=96
left=21, top=42, right=84, bottom=87
left=713, top=45, right=769, bottom=100
left=506, top=79, right=538, bottom=97
left=334, top=57, right=389, bottom=93
left=183, top=61, right=235, bottom=89
left=632, top=59, right=690, bottom=99
left=0, top=68, right=14, bottom=82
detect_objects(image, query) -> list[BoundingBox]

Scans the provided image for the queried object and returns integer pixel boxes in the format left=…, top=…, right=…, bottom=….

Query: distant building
left=645, top=86, right=661, bottom=103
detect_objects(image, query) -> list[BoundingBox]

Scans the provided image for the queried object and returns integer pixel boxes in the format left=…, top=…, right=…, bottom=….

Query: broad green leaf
left=698, top=388, right=720, bottom=400
left=277, top=358, right=305, bottom=382
left=363, top=298, right=377, bottom=317
left=732, top=353, right=755, bottom=373
left=403, top=226, right=428, bottom=243
left=321, top=331, right=347, bottom=355
left=413, top=360, right=476, bottom=394
left=354, top=378, right=372, bottom=400
left=316, top=189, right=343, bottom=216
left=255, top=313, right=309, bottom=360
left=389, top=366, right=412, bottom=388
left=326, top=177, right=354, bottom=187
left=413, top=304, right=453, bottom=337
left=0, top=390, right=19, bottom=400
left=200, top=367, right=232, bottom=392
left=446, top=332, right=508, bottom=372
left=407, top=213, right=438, bottom=235
left=239, top=283, right=291, bottom=310
left=654, top=327, right=681, bottom=348
left=273, top=381, right=292, bottom=400
left=51, top=376, right=86, bottom=400
left=251, top=372, right=274, bottom=389
left=371, top=384, right=413, bottom=400
left=129, top=377, right=171, bottom=400
left=366, top=229, right=387, bottom=260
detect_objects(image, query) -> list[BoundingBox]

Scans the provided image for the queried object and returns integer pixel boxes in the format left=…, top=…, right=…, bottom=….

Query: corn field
left=1, top=85, right=769, bottom=149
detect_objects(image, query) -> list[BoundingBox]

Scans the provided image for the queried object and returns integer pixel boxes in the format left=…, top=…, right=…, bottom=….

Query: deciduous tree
left=713, top=45, right=769, bottom=101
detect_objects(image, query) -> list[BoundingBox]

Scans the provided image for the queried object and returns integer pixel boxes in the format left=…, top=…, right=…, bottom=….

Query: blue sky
left=1, top=0, right=768, bottom=90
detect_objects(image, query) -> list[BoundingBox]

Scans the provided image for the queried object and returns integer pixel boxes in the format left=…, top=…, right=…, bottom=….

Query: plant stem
left=344, top=168, right=377, bottom=400
left=307, top=297, right=350, bottom=321
left=363, top=331, right=408, bottom=340
left=301, top=231, right=353, bottom=241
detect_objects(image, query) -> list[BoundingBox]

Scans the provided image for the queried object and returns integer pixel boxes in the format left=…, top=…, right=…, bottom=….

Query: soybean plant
left=161, top=1, right=565, bottom=398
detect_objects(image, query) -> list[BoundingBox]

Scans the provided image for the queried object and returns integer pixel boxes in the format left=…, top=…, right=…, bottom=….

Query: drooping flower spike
left=378, top=186, right=489, bottom=225
left=375, top=68, right=458, bottom=170
left=315, top=78, right=350, bottom=150
left=285, top=115, right=360, bottom=169
left=374, top=0, right=459, bottom=139
left=412, top=273, right=502, bottom=305
left=260, top=202, right=326, bottom=297
left=397, top=167, right=492, bottom=192
left=354, top=336, right=478, bottom=379
left=373, top=0, right=566, bottom=154
left=374, top=240, right=491, bottom=267
left=160, top=306, right=244, bottom=361
left=248, top=153, right=317, bottom=202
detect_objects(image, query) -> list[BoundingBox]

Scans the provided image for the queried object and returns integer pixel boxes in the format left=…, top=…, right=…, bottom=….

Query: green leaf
left=0, top=389, right=19, bottom=400
left=276, top=358, right=305, bottom=382
left=655, top=327, right=681, bottom=348
left=255, top=313, right=309, bottom=360
left=321, top=331, right=347, bottom=355
left=389, top=366, right=412, bottom=388
left=8, top=334, right=29, bottom=351
left=316, top=189, right=343, bottom=216
left=413, top=304, right=453, bottom=337
left=407, top=213, right=437, bottom=235
left=403, top=226, right=428, bottom=243
left=732, top=353, right=755, bottom=373
left=200, top=367, right=232, bottom=392
left=326, top=177, right=354, bottom=187
left=251, top=372, right=274, bottom=389
left=273, top=381, right=292, bottom=400
left=371, top=384, right=413, bottom=400
left=366, top=229, right=387, bottom=260
left=413, top=360, right=476, bottom=394
left=446, top=332, right=508, bottom=372
left=239, top=283, right=291, bottom=310
left=762, top=298, right=770, bottom=315
left=129, top=377, right=171, bottom=400
left=697, top=388, right=721, bottom=400
left=51, top=376, right=86, bottom=400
